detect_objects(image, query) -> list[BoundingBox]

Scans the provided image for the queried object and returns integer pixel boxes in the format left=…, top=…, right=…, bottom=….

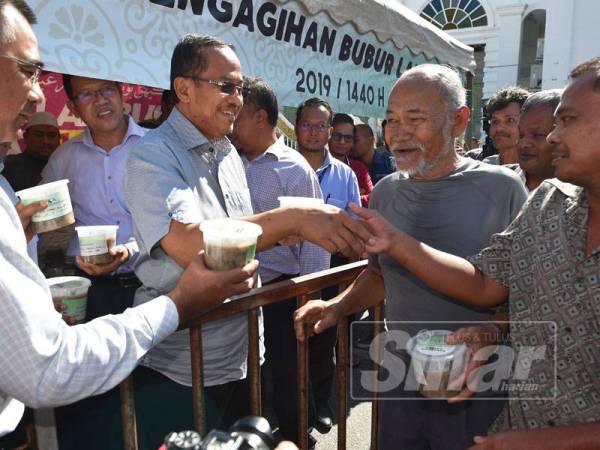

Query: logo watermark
left=349, top=321, right=557, bottom=401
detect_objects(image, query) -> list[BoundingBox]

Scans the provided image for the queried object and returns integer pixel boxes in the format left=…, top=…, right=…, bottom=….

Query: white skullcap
left=25, top=112, right=59, bottom=130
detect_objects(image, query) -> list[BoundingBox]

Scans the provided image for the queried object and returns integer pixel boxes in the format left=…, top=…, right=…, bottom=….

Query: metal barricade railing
left=120, top=259, right=383, bottom=450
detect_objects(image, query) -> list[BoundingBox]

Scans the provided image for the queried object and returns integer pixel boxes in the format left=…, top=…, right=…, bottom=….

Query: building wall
left=400, top=0, right=600, bottom=95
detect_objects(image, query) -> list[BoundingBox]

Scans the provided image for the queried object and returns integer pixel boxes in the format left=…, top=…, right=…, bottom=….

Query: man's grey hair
left=0, top=0, right=37, bottom=45
left=397, top=63, right=467, bottom=111
left=521, top=89, right=563, bottom=114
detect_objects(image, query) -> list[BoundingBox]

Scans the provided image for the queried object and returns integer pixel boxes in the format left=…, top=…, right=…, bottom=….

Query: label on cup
left=22, top=189, right=73, bottom=222
left=246, top=243, right=257, bottom=262
left=79, top=235, right=109, bottom=256
left=61, top=296, right=87, bottom=323
left=416, top=335, right=452, bottom=356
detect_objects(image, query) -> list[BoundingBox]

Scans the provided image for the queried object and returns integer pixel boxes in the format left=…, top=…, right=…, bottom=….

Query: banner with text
left=30, top=0, right=436, bottom=117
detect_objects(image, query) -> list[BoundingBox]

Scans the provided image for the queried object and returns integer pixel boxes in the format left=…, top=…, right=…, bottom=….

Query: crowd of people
left=1, top=0, right=599, bottom=449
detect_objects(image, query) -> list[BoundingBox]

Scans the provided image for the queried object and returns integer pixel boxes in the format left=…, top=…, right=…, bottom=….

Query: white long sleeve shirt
left=0, top=188, right=178, bottom=436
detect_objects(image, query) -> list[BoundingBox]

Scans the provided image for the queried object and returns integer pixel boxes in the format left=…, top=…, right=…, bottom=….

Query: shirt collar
left=544, top=178, right=587, bottom=223
left=167, top=106, right=209, bottom=151
left=82, top=115, right=145, bottom=149
left=317, top=149, right=333, bottom=172
left=263, top=137, right=288, bottom=159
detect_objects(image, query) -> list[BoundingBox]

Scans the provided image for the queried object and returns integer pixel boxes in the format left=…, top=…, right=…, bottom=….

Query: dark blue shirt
left=370, top=151, right=396, bottom=184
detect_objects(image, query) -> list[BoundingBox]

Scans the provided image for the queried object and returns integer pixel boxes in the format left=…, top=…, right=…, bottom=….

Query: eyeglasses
left=74, top=84, right=120, bottom=104
left=331, top=132, right=354, bottom=143
left=0, top=54, right=43, bottom=84
left=183, top=75, right=245, bottom=96
left=297, top=122, right=330, bottom=133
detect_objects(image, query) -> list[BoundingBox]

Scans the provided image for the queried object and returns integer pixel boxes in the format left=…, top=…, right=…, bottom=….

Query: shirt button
left=547, top=420, right=556, bottom=427
left=110, top=199, right=114, bottom=203
left=116, top=221, right=120, bottom=225
left=565, top=327, right=572, bottom=333
left=108, top=175, right=112, bottom=180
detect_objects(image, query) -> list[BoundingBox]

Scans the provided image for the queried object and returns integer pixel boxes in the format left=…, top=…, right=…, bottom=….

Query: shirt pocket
left=224, top=188, right=253, bottom=217
left=326, top=197, right=347, bottom=210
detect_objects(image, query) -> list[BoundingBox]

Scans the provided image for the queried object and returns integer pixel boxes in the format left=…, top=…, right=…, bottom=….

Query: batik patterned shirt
left=469, top=179, right=600, bottom=429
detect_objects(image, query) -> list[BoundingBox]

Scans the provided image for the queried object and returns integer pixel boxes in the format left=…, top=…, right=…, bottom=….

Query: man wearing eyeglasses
left=41, top=75, right=144, bottom=319
left=121, top=34, right=370, bottom=448
left=231, top=76, right=331, bottom=447
left=328, top=113, right=373, bottom=207
left=38, top=74, right=149, bottom=447
left=295, top=98, right=361, bottom=434
left=0, top=2, right=262, bottom=447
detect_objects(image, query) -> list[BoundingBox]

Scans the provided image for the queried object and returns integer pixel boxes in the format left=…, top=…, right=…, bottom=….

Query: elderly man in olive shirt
left=325, top=58, right=600, bottom=450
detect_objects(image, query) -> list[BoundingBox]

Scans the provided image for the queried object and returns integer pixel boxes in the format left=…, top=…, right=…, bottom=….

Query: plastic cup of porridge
left=407, top=329, right=468, bottom=399
left=47, top=276, right=92, bottom=324
left=200, top=219, right=263, bottom=271
left=278, top=196, right=324, bottom=208
left=76, top=225, right=119, bottom=264
left=16, top=180, right=75, bottom=233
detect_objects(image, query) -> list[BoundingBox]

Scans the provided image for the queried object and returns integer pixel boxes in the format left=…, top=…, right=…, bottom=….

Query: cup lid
left=75, top=225, right=119, bottom=235
left=407, top=330, right=466, bottom=361
left=200, top=218, right=263, bottom=240
left=47, top=276, right=91, bottom=297
left=16, top=179, right=69, bottom=198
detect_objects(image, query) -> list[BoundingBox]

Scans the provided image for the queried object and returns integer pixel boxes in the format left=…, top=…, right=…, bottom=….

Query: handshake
left=168, top=202, right=393, bottom=329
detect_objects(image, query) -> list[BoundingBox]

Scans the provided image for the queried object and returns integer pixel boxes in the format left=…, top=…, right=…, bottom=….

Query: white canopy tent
left=283, top=0, right=474, bottom=71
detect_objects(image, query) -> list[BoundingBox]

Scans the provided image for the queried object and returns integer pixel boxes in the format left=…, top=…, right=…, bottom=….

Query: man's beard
left=399, top=120, right=454, bottom=178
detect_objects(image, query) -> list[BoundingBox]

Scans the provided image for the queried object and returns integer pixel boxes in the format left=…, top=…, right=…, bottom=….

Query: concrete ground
left=262, top=317, right=379, bottom=449
left=313, top=343, right=375, bottom=450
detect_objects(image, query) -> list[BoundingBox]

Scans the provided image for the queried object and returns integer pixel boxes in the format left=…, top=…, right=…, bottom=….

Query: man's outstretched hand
left=297, top=203, right=372, bottom=259
left=349, top=203, right=399, bottom=254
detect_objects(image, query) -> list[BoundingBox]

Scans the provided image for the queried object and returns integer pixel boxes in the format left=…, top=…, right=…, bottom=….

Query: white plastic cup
left=76, top=225, right=119, bottom=264
left=47, top=276, right=92, bottom=324
left=278, top=196, right=324, bottom=208
left=200, top=219, right=263, bottom=271
left=16, top=180, right=75, bottom=233
left=407, top=329, right=468, bottom=399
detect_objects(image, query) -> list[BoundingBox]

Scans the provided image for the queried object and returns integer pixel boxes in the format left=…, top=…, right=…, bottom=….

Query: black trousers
left=75, top=269, right=140, bottom=321
left=55, top=271, right=141, bottom=449
left=263, top=272, right=338, bottom=444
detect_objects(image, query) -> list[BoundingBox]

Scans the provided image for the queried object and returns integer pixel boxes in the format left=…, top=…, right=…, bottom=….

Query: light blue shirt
left=41, top=116, right=145, bottom=273
left=242, top=138, right=330, bottom=283
left=316, top=150, right=360, bottom=214
left=0, top=187, right=178, bottom=436
left=125, top=107, right=259, bottom=387
left=0, top=158, right=38, bottom=263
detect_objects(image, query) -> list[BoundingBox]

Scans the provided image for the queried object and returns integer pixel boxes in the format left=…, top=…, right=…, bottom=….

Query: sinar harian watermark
left=349, top=321, right=557, bottom=401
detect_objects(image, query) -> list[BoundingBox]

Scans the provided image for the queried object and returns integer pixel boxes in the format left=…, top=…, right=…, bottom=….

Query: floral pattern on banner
left=30, top=0, right=434, bottom=117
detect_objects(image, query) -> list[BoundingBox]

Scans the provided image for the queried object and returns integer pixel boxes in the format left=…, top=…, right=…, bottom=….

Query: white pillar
left=494, top=3, right=527, bottom=87
left=542, top=0, right=574, bottom=88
